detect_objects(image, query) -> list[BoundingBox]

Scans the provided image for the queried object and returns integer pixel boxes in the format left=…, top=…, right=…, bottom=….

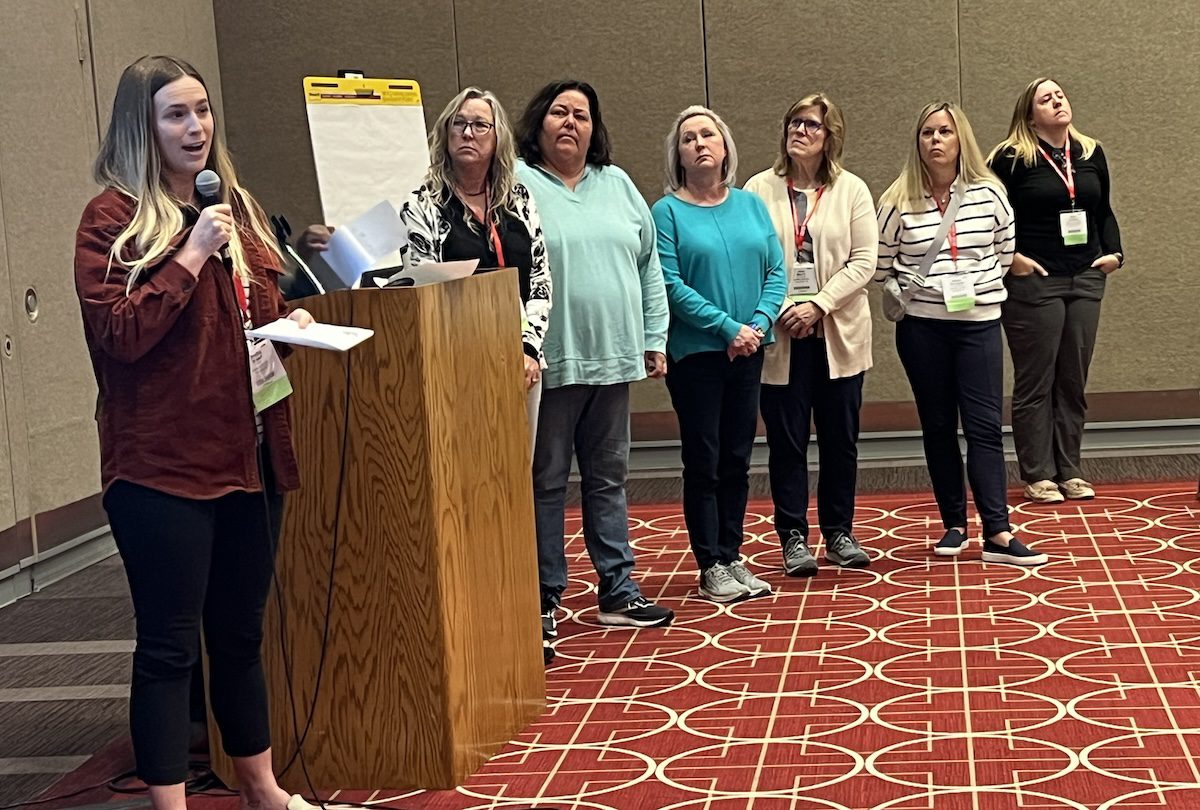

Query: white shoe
left=699, top=564, right=751, bottom=603
left=1024, top=479, right=1065, bottom=504
left=727, top=559, right=772, bottom=597
left=287, top=796, right=320, bottom=810
left=1059, top=478, right=1095, bottom=500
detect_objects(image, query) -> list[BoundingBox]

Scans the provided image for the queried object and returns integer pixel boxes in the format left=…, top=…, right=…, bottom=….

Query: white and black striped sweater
left=875, top=182, right=1016, bottom=321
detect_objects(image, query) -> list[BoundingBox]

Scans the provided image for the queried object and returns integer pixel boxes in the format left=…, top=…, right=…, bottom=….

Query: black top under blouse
left=441, top=194, right=534, bottom=302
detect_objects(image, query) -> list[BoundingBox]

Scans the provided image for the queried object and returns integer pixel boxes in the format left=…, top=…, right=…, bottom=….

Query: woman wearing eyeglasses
left=400, top=88, right=552, bottom=422
left=744, top=93, right=877, bottom=578
left=301, top=89, right=553, bottom=443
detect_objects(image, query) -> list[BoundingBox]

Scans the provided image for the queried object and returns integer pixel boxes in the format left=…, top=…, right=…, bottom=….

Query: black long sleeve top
left=989, top=138, right=1123, bottom=276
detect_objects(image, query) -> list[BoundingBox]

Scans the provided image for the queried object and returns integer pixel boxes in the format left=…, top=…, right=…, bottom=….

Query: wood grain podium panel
left=211, top=270, right=544, bottom=791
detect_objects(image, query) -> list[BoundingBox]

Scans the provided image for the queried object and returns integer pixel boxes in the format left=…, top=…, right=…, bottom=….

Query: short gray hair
left=663, top=105, right=738, bottom=193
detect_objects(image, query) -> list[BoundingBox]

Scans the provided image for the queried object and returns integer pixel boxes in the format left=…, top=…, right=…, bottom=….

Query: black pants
left=666, top=350, right=763, bottom=571
left=897, top=316, right=1011, bottom=538
left=760, top=337, right=863, bottom=542
left=1002, top=269, right=1106, bottom=483
left=103, top=465, right=283, bottom=785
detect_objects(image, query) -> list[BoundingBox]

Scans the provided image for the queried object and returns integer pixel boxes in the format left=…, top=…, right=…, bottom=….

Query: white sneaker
left=1024, top=479, right=1065, bottom=504
left=699, top=564, right=751, bottom=603
left=1059, top=478, right=1095, bottom=500
left=726, top=559, right=772, bottom=597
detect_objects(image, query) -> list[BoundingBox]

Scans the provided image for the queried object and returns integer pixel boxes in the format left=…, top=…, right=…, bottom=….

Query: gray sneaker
left=699, top=564, right=751, bottom=603
left=825, top=532, right=870, bottom=568
left=727, top=559, right=772, bottom=597
left=781, top=529, right=819, bottom=577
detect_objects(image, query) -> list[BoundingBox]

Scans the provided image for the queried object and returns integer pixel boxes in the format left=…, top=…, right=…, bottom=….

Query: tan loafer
left=1059, top=478, right=1095, bottom=500
left=1024, top=479, right=1065, bottom=504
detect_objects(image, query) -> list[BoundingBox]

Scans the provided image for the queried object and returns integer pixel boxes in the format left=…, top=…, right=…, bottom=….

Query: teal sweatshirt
left=517, top=160, right=669, bottom=388
left=652, top=188, right=788, bottom=361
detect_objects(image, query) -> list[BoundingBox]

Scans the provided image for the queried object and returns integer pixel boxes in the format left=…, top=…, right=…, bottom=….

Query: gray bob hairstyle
left=663, top=105, right=739, bottom=193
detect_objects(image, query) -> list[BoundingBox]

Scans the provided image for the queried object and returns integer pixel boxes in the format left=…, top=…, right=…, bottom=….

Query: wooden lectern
left=210, top=270, right=545, bottom=792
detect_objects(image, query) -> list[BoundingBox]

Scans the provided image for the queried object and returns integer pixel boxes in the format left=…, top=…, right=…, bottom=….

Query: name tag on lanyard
left=248, top=339, right=292, bottom=414
left=1059, top=210, right=1088, bottom=245
left=931, top=190, right=973, bottom=312
left=789, top=261, right=819, bottom=298
left=235, top=274, right=291, bottom=414
left=1038, top=137, right=1088, bottom=246
left=943, top=274, right=975, bottom=312
left=787, top=181, right=823, bottom=301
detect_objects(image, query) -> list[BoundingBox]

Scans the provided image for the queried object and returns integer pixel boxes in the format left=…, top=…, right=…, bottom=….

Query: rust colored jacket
left=74, top=188, right=300, bottom=498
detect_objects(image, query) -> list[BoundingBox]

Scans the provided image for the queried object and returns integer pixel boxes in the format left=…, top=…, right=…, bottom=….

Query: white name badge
left=789, top=261, right=819, bottom=299
left=248, top=338, right=292, bottom=414
left=1060, top=209, right=1088, bottom=246
left=943, top=275, right=976, bottom=313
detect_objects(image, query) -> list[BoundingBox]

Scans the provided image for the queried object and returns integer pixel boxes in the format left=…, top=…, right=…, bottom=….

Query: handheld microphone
left=195, top=169, right=232, bottom=266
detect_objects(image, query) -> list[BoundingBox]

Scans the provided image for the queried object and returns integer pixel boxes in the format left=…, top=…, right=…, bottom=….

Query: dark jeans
left=533, top=383, right=641, bottom=612
left=896, top=316, right=1011, bottom=537
left=666, top=350, right=764, bottom=571
left=103, top=466, right=283, bottom=785
left=761, top=337, right=863, bottom=542
left=1002, top=269, right=1106, bottom=482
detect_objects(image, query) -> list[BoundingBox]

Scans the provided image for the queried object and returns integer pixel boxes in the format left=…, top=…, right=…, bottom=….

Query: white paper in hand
left=324, top=200, right=408, bottom=286
left=245, top=318, right=374, bottom=352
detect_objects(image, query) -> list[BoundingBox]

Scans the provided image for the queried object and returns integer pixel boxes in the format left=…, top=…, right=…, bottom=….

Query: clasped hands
left=776, top=301, right=824, bottom=340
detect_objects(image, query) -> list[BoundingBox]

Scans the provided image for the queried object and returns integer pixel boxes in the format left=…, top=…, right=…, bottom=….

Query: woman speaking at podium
left=73, top=56, right=313, bottom=810
left=399, top=87, right=553, bottom=447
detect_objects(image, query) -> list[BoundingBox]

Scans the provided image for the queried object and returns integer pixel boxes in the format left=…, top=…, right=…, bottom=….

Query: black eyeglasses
left=788, top=118, right=824, bottom=135
left=451, top=118, right=495, bottom=135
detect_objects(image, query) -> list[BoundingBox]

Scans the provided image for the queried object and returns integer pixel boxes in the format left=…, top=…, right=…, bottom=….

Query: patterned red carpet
left=314, top=483, right=1200, bottom=810
left=49, top=481, right=1200, bottom=810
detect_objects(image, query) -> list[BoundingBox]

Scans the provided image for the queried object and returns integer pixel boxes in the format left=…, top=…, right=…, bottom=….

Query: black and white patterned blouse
left=401, top=181, right=552, bottom=364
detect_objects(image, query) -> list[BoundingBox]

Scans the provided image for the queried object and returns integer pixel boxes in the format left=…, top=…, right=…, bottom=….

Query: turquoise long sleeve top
left=518, top=160, right=669, bottom=388
left=652, top=188, right=788, bottom=362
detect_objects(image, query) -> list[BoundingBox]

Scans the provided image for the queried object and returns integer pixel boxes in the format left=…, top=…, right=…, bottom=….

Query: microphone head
left=195, top=169, right=222, bottom=201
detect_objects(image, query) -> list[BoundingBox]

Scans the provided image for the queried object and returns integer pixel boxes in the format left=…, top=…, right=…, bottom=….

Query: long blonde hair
left=880, top=102, right=1002, bottom=211
left=423, top=87, right=520, bottom=229
left=987, top=77, right=1098, bottom=168
left=94, top=55, right=278, bottom=292
left=771, top=93, right=845, bottom=186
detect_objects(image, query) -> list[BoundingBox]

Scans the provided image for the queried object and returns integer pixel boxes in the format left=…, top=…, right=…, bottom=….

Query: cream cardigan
left=743, top=168, right=877, bottom=383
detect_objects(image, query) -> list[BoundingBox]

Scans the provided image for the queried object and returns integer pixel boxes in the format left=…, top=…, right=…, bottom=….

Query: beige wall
left=212, top=0, right=1200, bottom=418
left=959, top=0, right=1200, bottom=395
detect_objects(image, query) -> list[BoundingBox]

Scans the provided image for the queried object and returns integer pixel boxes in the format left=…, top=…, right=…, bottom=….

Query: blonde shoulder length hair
left=987, top=77, right=1099, bottom=169
left=663, top=105, right=739, bottom=193
left=772, top=93, right=846, bottom=186
left=423, top=87, right=520, bottom=228
left=94, top=55, right=278, bottom=292
left=880, top=101, right=1002, bottom=212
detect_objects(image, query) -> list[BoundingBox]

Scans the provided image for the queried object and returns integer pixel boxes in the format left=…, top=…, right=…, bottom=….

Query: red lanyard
left=488, top=218, right=506, bottom=267
left=1036, top=134, right=1076, bottom=207
left=786, top=180, right=824, bottom=258
left=466, top=182, right=507, bottom=266
left=931, top=189, right=958, bottom=267
left=232, top=274, right=250, bottom=323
